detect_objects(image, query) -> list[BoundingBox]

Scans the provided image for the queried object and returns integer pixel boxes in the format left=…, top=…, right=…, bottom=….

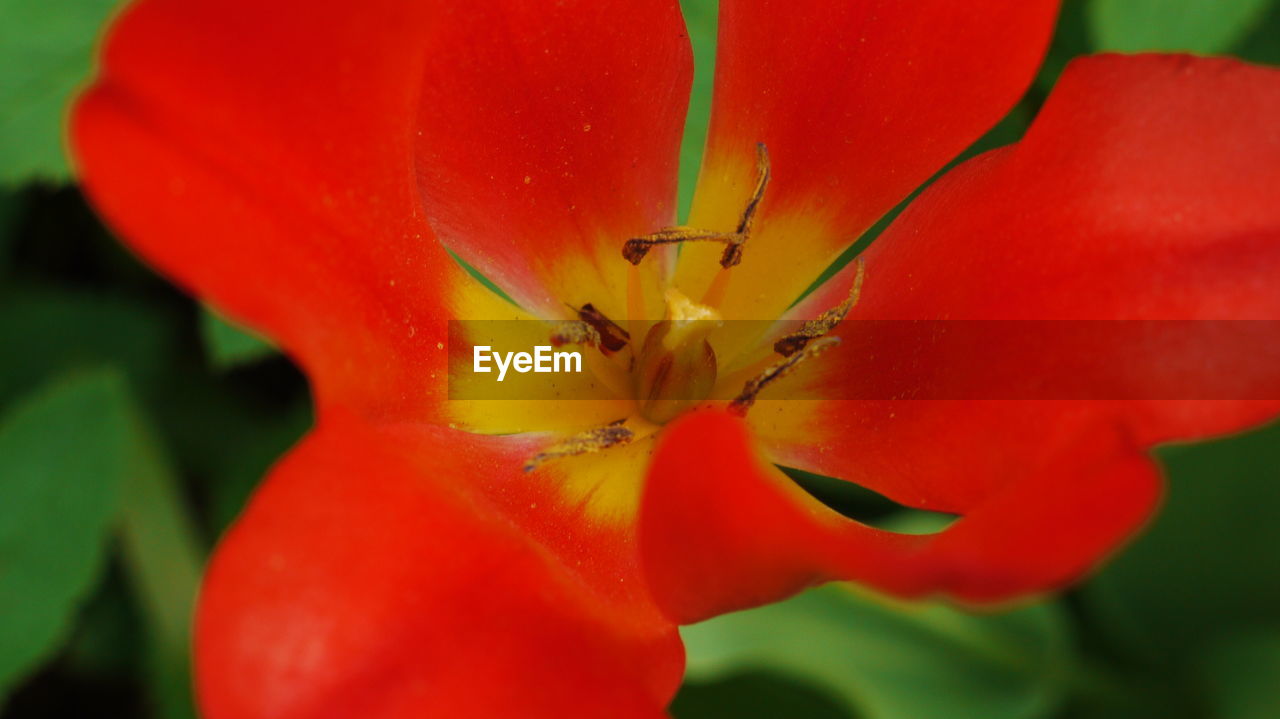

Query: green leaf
left=62, top=569, right=144, bottom=681
left=0, top=370, right=131, bottom=698
left=677, top=0, right=718, bottom=222
left=1235, top=2, right=1280, bottom=65
left=0, top=190, right=18, bottom=279
left=681, top=585, right=1074, bottom=719
left=117, top=414, right=202, bottom=719
left=1082, top=420, right=1280, bottom=665
left=674, top=671, right=850, bottom=719
left=0, top=289, right=174, bottom=408
left=1086, top=0, right=1274, bottom=54
left=444, top=247, right=518, bottom=307
left=199, top=307, right=277, bottom=370
left=1037, top=0, right=1091, bottom=94
left=1198, top=629, right=1280, bottom=719
left=0, top=0, right=121, bottom=184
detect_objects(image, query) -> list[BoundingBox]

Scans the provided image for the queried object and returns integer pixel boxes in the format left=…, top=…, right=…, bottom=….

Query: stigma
left=633, top=288, right=721, bottom=424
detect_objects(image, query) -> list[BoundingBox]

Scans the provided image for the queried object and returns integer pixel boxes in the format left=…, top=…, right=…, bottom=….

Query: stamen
left=773, top=260, right=865, bottom=357
left=626, top=263, right=646, bottom=339
left=550, top=303, right=630, bottom=354
left=621, top=227, right=742, bottom=267
left=622, top=143, right=771, bottom=269
left=578, top=303, right=630, bottom=352
left=729, top=336, right=841, bottom=416
left=734, top=143, right=771, bottom=239
left=549, top=320, right=601, bottom=348
left=523, top=421, right=634, bottom=472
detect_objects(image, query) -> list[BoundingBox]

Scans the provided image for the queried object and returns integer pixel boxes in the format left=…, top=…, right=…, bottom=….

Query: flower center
left=521, top=143, right=863, bottom=472
left=633, top=289, right=721, bottom=424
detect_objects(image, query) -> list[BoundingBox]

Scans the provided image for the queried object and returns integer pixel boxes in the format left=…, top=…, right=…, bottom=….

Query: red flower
left=72, top=0, right=1280, bottom=716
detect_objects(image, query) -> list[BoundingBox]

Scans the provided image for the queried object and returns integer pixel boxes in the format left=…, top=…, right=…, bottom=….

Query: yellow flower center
left=633, top=289, right=721, bottom=424
left=446, top=144, right=863, bottom=519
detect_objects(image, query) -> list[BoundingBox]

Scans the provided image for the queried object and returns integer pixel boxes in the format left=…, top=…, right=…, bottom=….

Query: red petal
left=413, top=0, right=692, bottom=319
left=641, top=408, right=1159, bottom=622
left=854, top=54, right=1280, bottom=437
left=199, top=414, right=681, bottom=718
left=674, top=0, right=1060, bottom=319
left=641, top=55, right=1280, bottom=621
left=73, top=0, right=690, bottom=420
left=859, top=54, right=1280, bottom=323
left=768, top=55, right=1280, bottom=506
left=73, top=0, right=467, bottom=418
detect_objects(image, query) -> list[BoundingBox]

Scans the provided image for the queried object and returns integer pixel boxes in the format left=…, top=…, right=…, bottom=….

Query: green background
left=1, top=0, right=1278, bottom=716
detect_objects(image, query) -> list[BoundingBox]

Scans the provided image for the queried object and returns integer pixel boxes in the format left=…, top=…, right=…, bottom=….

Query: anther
left=549, top=303, right=630, bottom=355
left=622, top=143, right=770, bottom=269
left=523, top=420, right=634, bottom=472
left=549, top=320, right=601, bottom=348
left=729, top=336, right=842, bottom=416
left=576, top=303, right=630, bottom=352
left=773, top=260, right=865, bottom=357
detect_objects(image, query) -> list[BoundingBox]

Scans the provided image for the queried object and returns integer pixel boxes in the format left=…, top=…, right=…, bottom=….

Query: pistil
left=633, top=288, right=721, bottom=424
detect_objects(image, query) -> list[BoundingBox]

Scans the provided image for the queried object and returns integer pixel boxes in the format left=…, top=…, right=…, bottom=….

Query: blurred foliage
left=199, top=308, right=276, bottom=371
left=0, top=188, right=309, bottom=717
left=672, top=671, right=849, bottom=718
left=115, top=416, right=201, bottom=719
left=677, top=0, right=718, bottom=221
left=1087, top=0, right=1273, bottom=53
left=1198, top=630, right=1280, bottom=719
left=0, top=0, right=120, bottom=184
left=0, top=372, right=130, bottom=697
left=0, top=0, right=1278, bottom=717
left=1086, top=427, right=1280, bottom=666
left=681, top=586, right=1073, bottom=719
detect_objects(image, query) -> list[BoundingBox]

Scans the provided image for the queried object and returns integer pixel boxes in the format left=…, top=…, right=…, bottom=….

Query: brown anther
left=729, top=336, right=842, bottom=416
left=621, top=227, right=741, bottom=267
left=549, top=303, right=630, bottom=355
left=773, top=259, right=865, bottom=356
left=523, top=421, right=634, bottom=472
left=577, top=303, right=630, bottom=353
left=622, top=143, right=770, bottom=269
left=549, top=320, right=601, bottom=348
